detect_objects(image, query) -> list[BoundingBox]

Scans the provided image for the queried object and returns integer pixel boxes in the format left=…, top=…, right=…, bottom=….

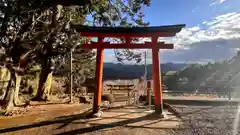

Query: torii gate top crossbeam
left=81, top=42, right=174, bottom=49
left=72, top=24, right=185, bottom=37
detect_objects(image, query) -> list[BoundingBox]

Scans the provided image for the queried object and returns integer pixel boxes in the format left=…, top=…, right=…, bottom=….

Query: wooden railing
left=106, top=84, right=136, bottom=104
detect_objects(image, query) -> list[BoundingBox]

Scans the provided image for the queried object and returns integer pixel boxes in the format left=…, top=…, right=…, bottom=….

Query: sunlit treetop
left=0, top=0, right=152, bottom=67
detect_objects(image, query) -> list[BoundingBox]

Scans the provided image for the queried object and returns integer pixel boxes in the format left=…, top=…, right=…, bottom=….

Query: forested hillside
left=103, top=63, right=187, bottom=80
left=164, top=51, right=240, bottom=92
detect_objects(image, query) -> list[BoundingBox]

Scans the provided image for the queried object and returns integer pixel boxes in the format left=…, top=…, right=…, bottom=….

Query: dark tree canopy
left=0, top=0, right=152, bottom=102
left=0, top=0, right=151, bottom=70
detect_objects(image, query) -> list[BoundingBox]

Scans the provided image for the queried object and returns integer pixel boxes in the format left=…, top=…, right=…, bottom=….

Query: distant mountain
left=103, top=62, right=187, bottom=80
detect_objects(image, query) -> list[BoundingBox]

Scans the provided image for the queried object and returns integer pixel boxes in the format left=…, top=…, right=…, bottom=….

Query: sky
left=104, top=0, right=240, bottom=64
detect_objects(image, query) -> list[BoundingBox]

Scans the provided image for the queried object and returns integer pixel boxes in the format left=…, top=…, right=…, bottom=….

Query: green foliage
left=0, top=0, right=152, bottom=95
left=164, top=73, right=179, bottom=90
left=164, top=51, right=240, bottom=92
left=0, top=0, right=151, bottom=69
left=59, top=47, right=96, bottom=88
left=85, top=0, right=151, bottom=63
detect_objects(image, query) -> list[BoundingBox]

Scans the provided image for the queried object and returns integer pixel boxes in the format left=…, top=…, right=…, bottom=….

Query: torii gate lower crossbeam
left=75, top=24, right=185, bottom=115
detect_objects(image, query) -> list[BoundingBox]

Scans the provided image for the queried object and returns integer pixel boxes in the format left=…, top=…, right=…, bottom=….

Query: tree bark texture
left=34, top=62, right=52, bottom=101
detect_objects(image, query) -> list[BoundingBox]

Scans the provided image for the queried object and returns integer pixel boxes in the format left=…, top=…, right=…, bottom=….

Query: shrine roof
left=71, top=24, right=186, bottom=34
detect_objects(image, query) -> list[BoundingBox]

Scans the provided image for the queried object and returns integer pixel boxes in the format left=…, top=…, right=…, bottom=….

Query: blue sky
left=104, top=0, right=240, bottom=64
left=143, top=0, right=239, bottom=27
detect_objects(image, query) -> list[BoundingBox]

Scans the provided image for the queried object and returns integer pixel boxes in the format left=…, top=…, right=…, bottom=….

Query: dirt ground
left=0, top=103, right=240, bottom=135
left=0, top=103, right=181, bottom=135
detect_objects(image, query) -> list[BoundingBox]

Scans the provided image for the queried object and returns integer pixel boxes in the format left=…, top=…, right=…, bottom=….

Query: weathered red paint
left=92, top=37, right=104, bottom=113
left=81, top=32, right=176, bottom=38
left=151, top=36, right=163, bottom=113
left=81, top=42, right=174, bottom=49
left=82, top=27, right=185, bottom=115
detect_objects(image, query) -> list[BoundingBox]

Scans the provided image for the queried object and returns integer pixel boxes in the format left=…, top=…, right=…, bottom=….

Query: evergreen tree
left=0, top=0, right=151, bottom=112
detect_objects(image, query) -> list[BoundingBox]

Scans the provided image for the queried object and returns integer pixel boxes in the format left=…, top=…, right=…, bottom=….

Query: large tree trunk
left=31, top=5, right=59, bottom=102
left=3, top=87, right=14, bottom=114
left=43, top=71, right=53, bottom=101
left=1, top=68, right=20, bottom=114
left=31, top=72, right=40, bottom=96
left=0, top=68, right=12, bottom=113
left=13, top=74, right=24, bottom=106
left=32, top=59, right=52, bottom=101
left=0, top=68, right=11, bottom=100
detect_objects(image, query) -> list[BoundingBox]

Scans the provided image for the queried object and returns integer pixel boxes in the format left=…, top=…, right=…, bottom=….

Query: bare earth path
left=0, top=103, right=239, bottom=135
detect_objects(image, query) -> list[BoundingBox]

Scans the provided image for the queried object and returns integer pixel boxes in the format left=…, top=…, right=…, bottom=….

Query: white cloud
left=210, top=0, right=227, bottom=6
left=158, top=12, right=240, bottom=63
left=170, top=12, right=240, bottom=45
left=191, top=6, right=199, bottom=13
left=104, top=12, right=240, bottom=64
left=220, top=0, right=227, bottom=3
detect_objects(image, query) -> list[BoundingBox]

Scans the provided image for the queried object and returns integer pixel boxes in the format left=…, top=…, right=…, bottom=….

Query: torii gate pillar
left=152, top=37, right=163, bottom=113
left=93, top=37, right=104, bottom=114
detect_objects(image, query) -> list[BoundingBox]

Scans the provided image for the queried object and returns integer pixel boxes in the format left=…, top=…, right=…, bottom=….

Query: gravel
left=1, top=104, right=240, bottom=135
left=166, top=104, right=239, bottom=135
left=87, top=104, right=240, bottom=135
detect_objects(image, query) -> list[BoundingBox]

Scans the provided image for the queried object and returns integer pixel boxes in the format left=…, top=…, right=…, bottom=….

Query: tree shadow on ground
left=0, top=106, right=178, bottom=134
left=55, top=112, right=180, bottom=135
left=0, top=105, right=234, bottom=135
left=0, top=108, right=92, bottom=133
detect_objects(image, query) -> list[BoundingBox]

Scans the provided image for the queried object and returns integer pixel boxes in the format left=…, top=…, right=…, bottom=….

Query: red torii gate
left=72, top=24, right=185, bottom=115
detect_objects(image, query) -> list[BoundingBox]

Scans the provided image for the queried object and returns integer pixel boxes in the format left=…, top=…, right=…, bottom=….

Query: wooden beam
left=151, top=36, right=163, bottom=114
left=81, top=42, right=174, bottom=49
left=80, top=32, right=176, bottom=38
